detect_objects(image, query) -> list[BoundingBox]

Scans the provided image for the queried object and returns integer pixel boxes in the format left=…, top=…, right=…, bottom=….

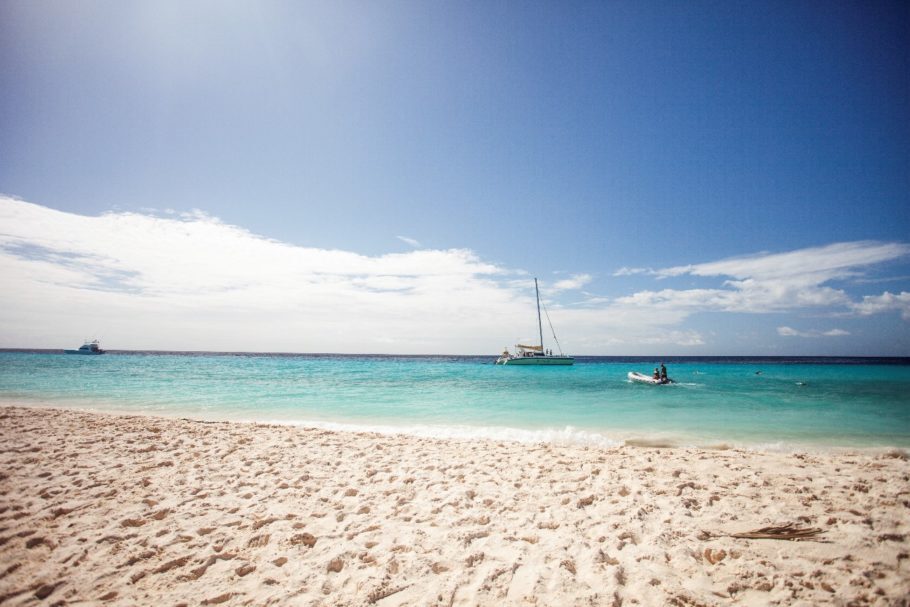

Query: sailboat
left=495, top=278, right=574, bottom=365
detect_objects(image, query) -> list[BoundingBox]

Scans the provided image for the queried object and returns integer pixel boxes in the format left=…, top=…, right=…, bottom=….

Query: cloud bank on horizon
left=1, top=196, right=908, bottom=354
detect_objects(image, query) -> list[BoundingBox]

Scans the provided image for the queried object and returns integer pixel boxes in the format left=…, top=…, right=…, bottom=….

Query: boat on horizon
left=495, top=278, right=574, bottom=366
left=64, top=339, right=105, bottom=355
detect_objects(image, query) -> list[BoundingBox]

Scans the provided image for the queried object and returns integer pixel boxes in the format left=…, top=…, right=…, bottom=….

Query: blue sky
left=1, top=1, right=908, bottom=354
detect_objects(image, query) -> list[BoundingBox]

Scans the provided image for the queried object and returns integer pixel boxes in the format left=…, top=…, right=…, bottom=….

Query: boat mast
left=535, top=278, right=545, bottom=354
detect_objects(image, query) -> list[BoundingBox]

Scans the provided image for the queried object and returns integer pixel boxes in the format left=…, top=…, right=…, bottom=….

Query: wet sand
left=0, top=405, right=908, bottom=605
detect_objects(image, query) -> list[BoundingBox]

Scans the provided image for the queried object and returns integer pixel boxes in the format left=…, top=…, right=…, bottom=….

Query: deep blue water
left=1, top=351, right=908, bottom=449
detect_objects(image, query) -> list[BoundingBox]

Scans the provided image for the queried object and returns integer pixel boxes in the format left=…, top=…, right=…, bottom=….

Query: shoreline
left=1, top=404, right=908, bottom=605
left=3, top=397, right=909, bottom=454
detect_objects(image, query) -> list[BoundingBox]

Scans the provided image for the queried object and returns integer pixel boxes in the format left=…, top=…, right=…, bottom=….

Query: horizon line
left=1, top=348, right=908, bottom=361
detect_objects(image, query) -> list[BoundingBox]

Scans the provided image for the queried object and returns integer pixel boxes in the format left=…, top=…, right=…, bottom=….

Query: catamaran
left=495, top=278, right=574, bottom=366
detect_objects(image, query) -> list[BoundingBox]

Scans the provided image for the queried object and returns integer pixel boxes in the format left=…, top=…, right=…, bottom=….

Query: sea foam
left=262, top=418, right=625, bottom=448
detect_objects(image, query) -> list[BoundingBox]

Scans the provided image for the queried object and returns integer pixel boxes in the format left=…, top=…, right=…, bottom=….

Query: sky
left=1, top=0, right=908, bottom=355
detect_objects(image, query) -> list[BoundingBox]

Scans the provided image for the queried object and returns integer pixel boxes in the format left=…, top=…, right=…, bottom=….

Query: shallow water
left=1, top=351, right=908, bottom=449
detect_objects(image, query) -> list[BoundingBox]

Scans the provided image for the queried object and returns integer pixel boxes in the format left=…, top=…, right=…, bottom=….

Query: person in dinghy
left=628, top=363, right=673, bottom=385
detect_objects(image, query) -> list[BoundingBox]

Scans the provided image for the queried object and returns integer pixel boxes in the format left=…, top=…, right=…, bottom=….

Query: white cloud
left=656, top=242, right=909, bottom=282
left=852, top=291, right=910, bottom=320
left=396, top=235, right=421, bottom=248
left=620, top=242, right=910, bottom=316
left=778, top=326, right=851, bottom=338
left=612, top=266, right=650, bottom=277
left=550, top=274, right=592, bottom=291
left=582, top=241, right=906, bottom=350
left=0, top=197, right=520, bottom=352
left=0, top=196, right=907, bottom=354
left=823, top=328, right=850, bottom=337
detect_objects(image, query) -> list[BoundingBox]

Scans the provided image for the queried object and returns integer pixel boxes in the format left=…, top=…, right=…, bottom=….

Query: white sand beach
left=1, top=405, right=908, bottom=606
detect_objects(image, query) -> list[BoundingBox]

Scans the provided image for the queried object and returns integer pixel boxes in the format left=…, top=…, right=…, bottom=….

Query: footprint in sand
left=290, top=533, right=317, bottom=548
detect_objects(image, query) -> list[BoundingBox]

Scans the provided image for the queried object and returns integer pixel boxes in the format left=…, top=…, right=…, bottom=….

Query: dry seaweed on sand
left=730, top=523, right=824, bottom=541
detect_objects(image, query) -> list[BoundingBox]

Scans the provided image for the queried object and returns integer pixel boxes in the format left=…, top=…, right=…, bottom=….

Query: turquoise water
left=1, top=352, right=909, bottom=449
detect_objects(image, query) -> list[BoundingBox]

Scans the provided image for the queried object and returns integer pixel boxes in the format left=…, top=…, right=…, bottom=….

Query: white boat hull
left=628, top=371, right=671, bottom=384
left=64, top=339, right=105, bottom=355
left=498, top=356, right=574, bottom=366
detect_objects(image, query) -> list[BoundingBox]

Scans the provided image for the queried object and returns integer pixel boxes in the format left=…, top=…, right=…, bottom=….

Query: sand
left=0, top=405, right=908, bottom=606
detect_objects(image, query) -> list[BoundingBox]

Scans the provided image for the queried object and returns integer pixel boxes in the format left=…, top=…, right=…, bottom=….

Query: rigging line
left=541, top=302, right=564, bottom=356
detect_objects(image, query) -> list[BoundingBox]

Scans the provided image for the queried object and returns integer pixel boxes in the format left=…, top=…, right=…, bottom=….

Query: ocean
left=1, top=351, right=908, bottom=450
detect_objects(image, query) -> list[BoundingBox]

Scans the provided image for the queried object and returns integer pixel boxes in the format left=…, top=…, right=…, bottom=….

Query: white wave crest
left=257, top=418, right=624, bottom=448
